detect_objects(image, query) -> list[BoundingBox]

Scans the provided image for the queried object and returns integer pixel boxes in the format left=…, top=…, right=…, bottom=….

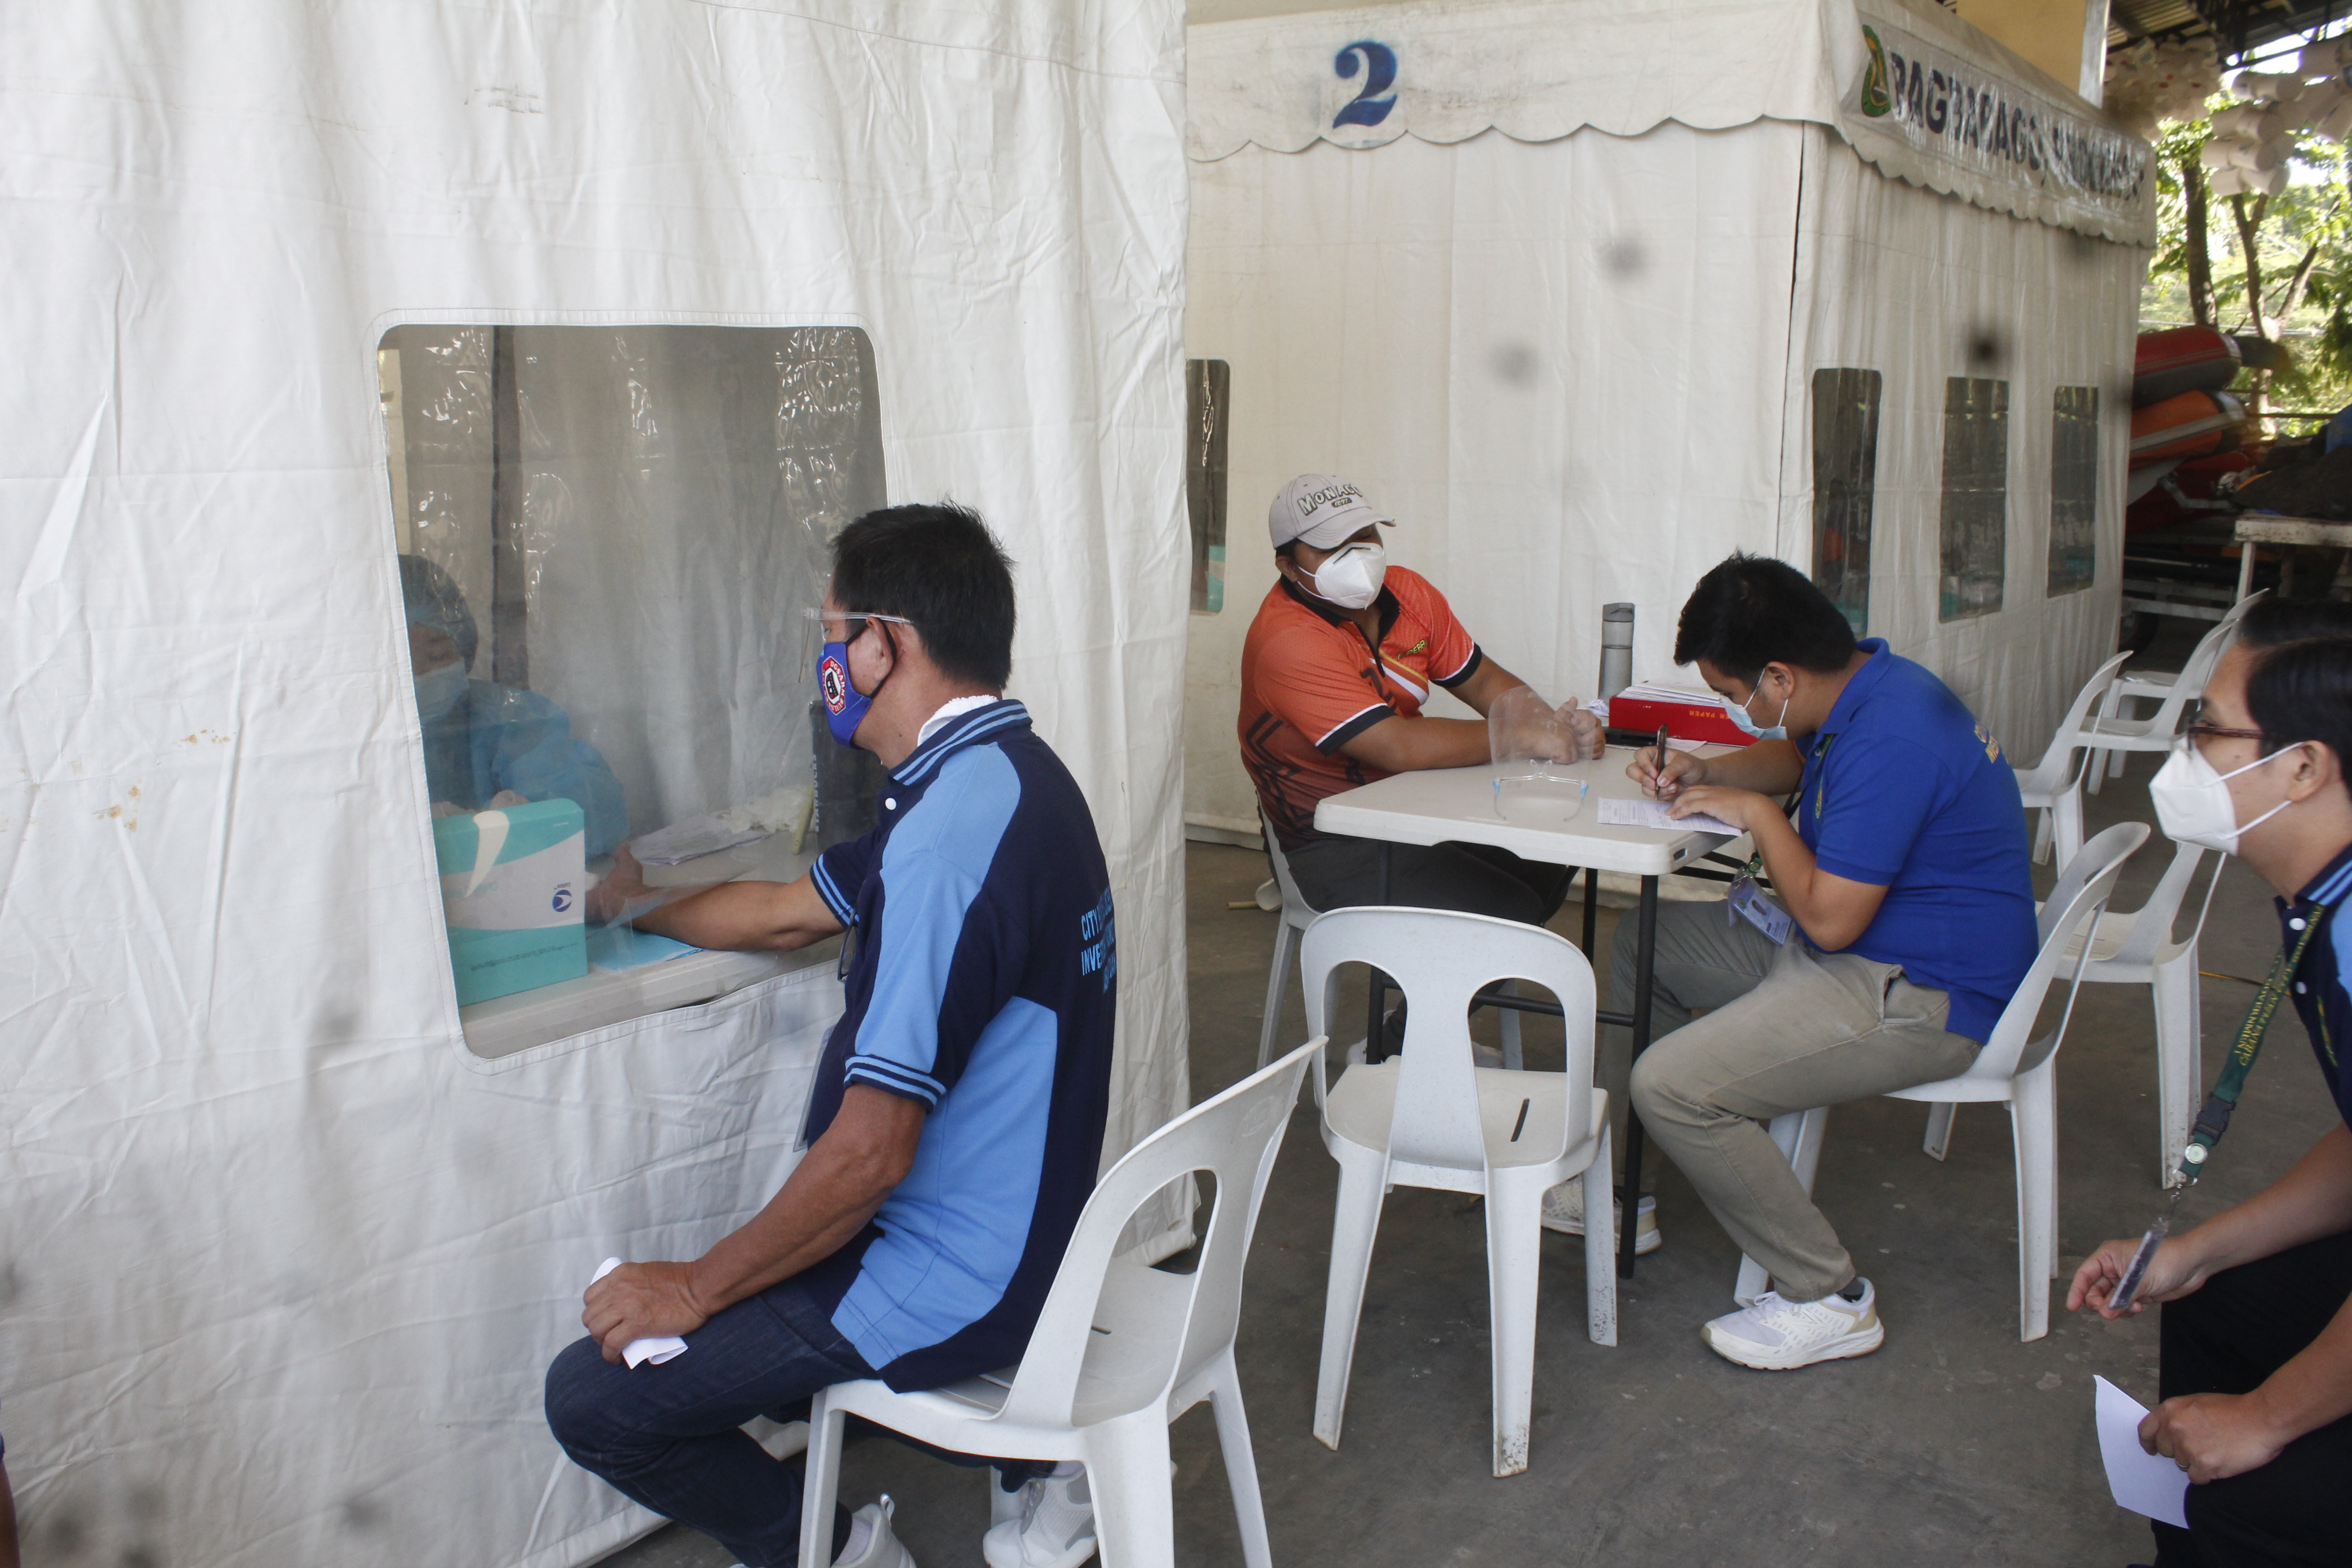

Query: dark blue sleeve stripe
left=846, top=1057, right=945, bottom=1106
left=1435, top=644, right=1483, bottom=688
left=813, top=858, right=855, bottom=925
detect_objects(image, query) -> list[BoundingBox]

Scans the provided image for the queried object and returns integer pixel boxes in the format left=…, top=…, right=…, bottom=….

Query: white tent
left=0, top=4, right=1187, bottom=1564
left=1181, top=0, right=2151, bottom=846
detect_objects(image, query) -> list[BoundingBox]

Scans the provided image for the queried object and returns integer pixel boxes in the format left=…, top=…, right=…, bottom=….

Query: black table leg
left=1366, top=841, right=1392, bottom=1060
left=1580, top=864, right=1599, bottom=958
left=1617, top=872, right=1660, bottom=1279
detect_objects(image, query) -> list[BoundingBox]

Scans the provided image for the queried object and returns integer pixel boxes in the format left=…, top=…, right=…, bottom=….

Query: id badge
left=1728, top=874, right=1793, bottom=945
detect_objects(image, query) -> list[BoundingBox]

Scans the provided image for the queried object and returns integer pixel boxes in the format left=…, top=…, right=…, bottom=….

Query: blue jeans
left=544, top=1279, right=874, bottom=1568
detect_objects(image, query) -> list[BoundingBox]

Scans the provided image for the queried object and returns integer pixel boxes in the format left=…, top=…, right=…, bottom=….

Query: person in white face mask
left=398, top=554, right=629, bottom=857
left=1236, top=472, right=1602, bottom=1058
left=2071, top=600, right=2352, bottom=1568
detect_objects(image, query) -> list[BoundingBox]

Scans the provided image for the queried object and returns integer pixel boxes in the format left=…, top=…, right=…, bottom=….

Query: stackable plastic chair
left=1254, top=817, right=1318, bottom=1070
left=1256, top=816, right=1520, bottom=1070
left=1727, top=822, right=2147, bottom=1342
left=2063, top=837, right=2224, bottom=1184
left=2013, top=650, right=2132, bottom=866
left=1302, top=907, right=1612, bottom=1478
left=796, top=1039, right=1321, bottom=1568
left=2087, top=600, right=2255, bottom=790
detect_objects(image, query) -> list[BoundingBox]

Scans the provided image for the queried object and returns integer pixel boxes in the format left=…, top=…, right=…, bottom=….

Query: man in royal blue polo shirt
left=1625, top=554, right=2036, bottom=1371
left=546, top=504, right=1116, bottom=1568
left=2073, top=600, right=2352, bottom=1568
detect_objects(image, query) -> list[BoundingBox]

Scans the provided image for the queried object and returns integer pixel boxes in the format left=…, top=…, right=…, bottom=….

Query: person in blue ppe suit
left=400, top=554, right=627, bottom=858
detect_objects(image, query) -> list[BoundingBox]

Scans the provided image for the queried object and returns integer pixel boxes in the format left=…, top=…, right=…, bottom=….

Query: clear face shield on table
left=1488, top=686, right=1600, bottom=823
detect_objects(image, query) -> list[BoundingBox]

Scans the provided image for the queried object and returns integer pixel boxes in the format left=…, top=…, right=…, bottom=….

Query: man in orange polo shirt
left=1240, top=472, right=1590, bottom=934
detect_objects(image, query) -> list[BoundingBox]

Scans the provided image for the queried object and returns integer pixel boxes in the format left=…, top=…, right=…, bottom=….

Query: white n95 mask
left=1307, top=542, right=1387, bottom=609
left=2148, top=736, right=2298, bottom=855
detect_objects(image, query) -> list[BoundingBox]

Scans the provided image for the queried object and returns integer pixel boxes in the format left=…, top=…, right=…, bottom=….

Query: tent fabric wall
left=1182, top=2, right=2142, bottom=842
left=1187, top=0, right=2155, bottom=244
left=1779, top=123, right=2139, bottom=754
left=0, top=4, right=1188, bottom=1565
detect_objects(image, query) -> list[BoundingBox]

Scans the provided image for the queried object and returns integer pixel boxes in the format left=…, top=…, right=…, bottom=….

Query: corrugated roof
left=2109, top=0, right=2343, bottom=63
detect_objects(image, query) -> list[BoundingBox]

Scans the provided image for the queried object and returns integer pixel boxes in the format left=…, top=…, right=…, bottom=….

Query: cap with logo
left=1268, top=473, right=1395, bottom=552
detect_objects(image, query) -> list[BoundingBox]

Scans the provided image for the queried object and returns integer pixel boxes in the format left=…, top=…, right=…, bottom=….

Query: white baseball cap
left=1268, top=473, right=1395, bottom=551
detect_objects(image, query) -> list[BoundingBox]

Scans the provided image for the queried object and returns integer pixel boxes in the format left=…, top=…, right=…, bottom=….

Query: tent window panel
left=378, top=324, right=887, bottom=1043
left=1810, top=368, right=1881, bottom=635
left=1938, top=376, right=2009, bottom=622
left=2047, top=386, right=2098, bottom=597
left=1188, top=359, right=1230, bottom=613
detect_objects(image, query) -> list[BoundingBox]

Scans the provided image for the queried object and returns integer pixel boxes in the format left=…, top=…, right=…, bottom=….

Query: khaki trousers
left=1612, top=899, right=1978, bottom=1302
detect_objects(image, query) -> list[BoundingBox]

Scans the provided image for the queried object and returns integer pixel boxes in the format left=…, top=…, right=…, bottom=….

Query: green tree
left=2142, top=109, right=2352, bottom=430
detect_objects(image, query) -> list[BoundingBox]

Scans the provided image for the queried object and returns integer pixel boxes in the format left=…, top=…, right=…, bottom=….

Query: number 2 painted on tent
left=1332, top=41, right=1397, bottom=128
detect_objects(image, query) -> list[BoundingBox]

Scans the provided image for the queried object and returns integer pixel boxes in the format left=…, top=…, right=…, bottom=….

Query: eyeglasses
left=2184, top=701, right=2265, bottom=745
left=801, top=607, right=915, bottom=642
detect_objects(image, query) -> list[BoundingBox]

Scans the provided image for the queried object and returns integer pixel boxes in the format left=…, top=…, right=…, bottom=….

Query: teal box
left=432, top=798, right=588, bottom=1006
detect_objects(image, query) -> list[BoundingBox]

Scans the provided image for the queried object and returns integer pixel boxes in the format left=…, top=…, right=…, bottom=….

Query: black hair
left=829, top=502, right=1016, bottom=690
left=2235, top=597, right=2352, bottom=649
left=1671, top=553, right=1857, bottom=683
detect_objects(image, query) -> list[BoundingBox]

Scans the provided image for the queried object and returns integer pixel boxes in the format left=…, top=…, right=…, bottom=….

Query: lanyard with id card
left=1729, top=731, right=1839, bottom=947
left=1728, top=857, right=1793, bottom=945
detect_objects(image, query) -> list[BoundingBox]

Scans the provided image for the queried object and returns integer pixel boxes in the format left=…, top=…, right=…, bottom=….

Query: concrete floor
left=608, top=624, right=2340, bottom=1568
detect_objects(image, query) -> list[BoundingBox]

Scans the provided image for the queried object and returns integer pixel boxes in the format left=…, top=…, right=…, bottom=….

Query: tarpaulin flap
left=0, top=1, right=1188, bottom=1564
left=1183, top=118, right=2136, bottom=839
left=1186, top=0, right=2155, bottom=245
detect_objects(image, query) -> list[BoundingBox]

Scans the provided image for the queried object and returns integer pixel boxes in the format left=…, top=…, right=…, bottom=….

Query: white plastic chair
left=2087, top=598, right=2257, bottom=790
left=2013, top=650, right=2132, bottom=866
left=1256, top=816, right=1520, bottom=1071
left=796, top=1039, right=1322, bottom=1568
left=2063, top=838, right=2223, bottom=1184
left=1727, top=822, right=2148, bottom=1342
left=1255, top=818, right=1318, bottom=1071
left=1302, top=907, right=1613, bottom=1479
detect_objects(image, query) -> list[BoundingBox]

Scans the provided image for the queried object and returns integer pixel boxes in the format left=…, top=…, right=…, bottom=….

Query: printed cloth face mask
left=2150, top=735, right=2298, bottom=854
left=1304, top=542, right=1386, bottom=610
left=1725, top=678, right=1790, bottom=742
left=808, top=608, right=915, bottom=748
left=413, top=662, right=468, bottom=727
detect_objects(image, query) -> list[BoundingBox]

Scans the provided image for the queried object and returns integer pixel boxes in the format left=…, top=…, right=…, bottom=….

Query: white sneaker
left=1539, top=1181, right=1660, bottom=1254
left=1701, top=1279, right=1884, bottom=1371
left=835, top=1495, right=918, bottom=1568
left=982, top=1465, right=1097, bottom=1568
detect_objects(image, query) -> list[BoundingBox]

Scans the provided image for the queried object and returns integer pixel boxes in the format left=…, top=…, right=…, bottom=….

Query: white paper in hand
left=590, top=1256, right=691, bottom=1368
left=2094, top=1375, right=2188, bottom=1527
left=1597, top=797, right=1741, bottom=837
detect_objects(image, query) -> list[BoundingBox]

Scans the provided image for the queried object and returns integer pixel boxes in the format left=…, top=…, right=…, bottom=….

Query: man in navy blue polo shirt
left=1622, top=554, right=2037, bottom=1370
left=2073, top=600, right=2352, bottom=1568
left=545, top=503, right=1115, bottom=1568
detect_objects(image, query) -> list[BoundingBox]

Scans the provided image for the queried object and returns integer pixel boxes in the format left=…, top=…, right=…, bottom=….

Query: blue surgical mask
left=818, top=621, right=897, bottom=748
left=818, top=642, right=868, bottom=746
left=413, top=662, right=468, bottom=727
left=1725, top=681, right=1789, bottom=742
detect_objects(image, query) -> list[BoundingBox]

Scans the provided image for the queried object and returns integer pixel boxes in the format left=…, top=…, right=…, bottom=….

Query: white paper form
left=589, top=1257, right=691, bottom=1368
left=2094, top=1375, right=2189, bottom=1528
left=1597, top=797, right=1741, bottom=837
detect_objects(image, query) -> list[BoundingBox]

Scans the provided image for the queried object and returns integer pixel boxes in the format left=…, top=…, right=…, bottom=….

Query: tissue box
left=432, top=798, right=588, bottom=1005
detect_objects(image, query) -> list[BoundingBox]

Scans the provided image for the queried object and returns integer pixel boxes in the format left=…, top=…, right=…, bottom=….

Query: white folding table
left=1314, top=746, right=1735, bottom=1277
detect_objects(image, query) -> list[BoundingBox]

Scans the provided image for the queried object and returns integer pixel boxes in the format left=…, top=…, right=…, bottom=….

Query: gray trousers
left=1283, top=835, right=1575, bottom=925
left=1612, top=899, right=1978, bottom=1302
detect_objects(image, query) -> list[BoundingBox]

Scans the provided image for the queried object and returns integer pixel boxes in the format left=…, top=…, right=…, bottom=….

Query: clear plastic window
left=379, top=324, right=886, bottom=1052
left=1187, top=359, right=1230, bottom=614
left=1810, top=368, right=1882, bottom=635
left=1938, top=376, right=2009, bottom=622
left=2047, top=385, right=2099, bottom=597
